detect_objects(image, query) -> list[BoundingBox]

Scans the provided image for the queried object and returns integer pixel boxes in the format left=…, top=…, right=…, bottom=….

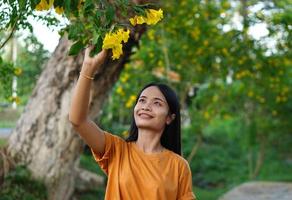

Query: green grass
left=0, top=120, right=16, bottom=128
left=0, top=107, right=22, bottom=128
left=0, top=166, right=47, bottom=200
left=195, top=187, right=227, bottom=200
left=0, top=138, right=8, bottom=147
left=74, top=188, right=105, bottom=200
left=79, top=153, right=106, bottom=176
left=77, top=152, right=106, bottom=199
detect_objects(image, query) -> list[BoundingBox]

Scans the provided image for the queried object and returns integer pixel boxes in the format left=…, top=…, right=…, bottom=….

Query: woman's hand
left=82, top=46, right=108, bottom=74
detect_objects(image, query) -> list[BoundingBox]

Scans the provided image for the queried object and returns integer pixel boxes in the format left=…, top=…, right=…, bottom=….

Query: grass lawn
left=0, top=138, right=7, bottom=147
left=0, top=107, right=22, bottom=128
left=195, top=187, right=227, bottom=200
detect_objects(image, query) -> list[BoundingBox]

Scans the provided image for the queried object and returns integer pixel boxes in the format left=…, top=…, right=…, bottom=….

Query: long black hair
left=125, top=83, right=181, bottom=155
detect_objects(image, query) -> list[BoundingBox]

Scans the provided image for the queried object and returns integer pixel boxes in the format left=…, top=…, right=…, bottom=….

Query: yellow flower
left=122, top=130, right=128, bottom=138
left=102, top=29, right=130, bottom=60
left=247, top=91, right=254, bottom=97
left=147, top=29, right=155, bottom=40
left=276, top=96, right=282, bottom=103
left=120, top=73, right=130, bottom=83
left=35, top=0, right=54, bottom=11
left=126, top=95, right=137, bottom=108
left=129, top=16, right=146, bottom=26
left=117, top=29, right=130, bottom=43
left=14, top=67, right=22, bottom=76
left=259, top=97, right=265, bottom=103
left=191, top=27, right=200, bottom=40
left=223, top=114, right=231, bottom=120
left=55, top=6, right=64, bottom=15
left=8, top=96, right=21, bottom=104
left=112, top=44, right=123, bottom=60
left=203, top=111, right=210, bottom=119
left=116, top=86, right=125, bottom=96
left=203, top=40, right=209, bottom=46
left=145, top=9, right=164, bottom=25
left=129, top=9, right=163, bottom=26
left=272, top=110, right=277, bottom=116
left=222, top=48, right=228, bottom=56
left=212, top=95, right=218, bottom=102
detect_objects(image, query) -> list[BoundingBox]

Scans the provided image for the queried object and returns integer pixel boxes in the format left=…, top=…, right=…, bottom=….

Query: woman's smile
left=138, top=112, right=154, bottom=119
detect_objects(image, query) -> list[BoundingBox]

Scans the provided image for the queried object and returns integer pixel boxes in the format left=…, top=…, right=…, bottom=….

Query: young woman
left=69, top=47, right=196, bottom=200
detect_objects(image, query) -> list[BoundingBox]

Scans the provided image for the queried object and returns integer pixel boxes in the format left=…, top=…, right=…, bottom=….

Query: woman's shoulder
left=104, top=131, right=126, bottom=143
left=165, top=149, right=191, bottom=169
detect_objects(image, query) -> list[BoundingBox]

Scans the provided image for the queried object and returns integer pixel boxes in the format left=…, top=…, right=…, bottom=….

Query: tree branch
left=0, top=18, right=18, bottom=50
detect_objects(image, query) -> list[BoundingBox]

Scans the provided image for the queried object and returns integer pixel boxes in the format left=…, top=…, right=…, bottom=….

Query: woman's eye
left=154, top=101, right=161, bottom=106
left=138, top=98, right=145, bottom=103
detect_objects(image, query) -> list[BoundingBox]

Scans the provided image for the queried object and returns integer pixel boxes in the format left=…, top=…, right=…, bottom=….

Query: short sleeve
left=177, top=160, right=196, bottom=200
left=90, top=131, right=123, bottom=175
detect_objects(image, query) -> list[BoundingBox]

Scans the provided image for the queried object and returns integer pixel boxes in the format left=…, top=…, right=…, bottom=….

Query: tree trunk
left=7, top=25, right=145, bottom=199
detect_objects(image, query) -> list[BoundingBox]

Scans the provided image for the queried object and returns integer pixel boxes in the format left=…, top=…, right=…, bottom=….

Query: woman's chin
left=136, top=122, right=155, bottom=130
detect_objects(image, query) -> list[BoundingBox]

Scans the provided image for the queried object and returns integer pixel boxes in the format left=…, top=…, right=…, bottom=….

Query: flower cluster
left=35, top=0, right=64, bottom=15
left=129, top=9, right=163, bottom=26
left=14, top=67, right=22, bottom=76
left=34, top=2, right=163, bottom=60
left=102, top=29, right=130, bottom=60
left=104, top=8, right=163, bottom=59
left=126, top=95, right=137, bottom=108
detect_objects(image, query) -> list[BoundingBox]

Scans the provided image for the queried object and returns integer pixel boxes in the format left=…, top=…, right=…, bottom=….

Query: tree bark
left=7, top=25, right=145, bottom=199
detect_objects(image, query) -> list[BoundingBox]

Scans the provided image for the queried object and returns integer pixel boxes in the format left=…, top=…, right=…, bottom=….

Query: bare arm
left=69, top=47, right=107, bottom=155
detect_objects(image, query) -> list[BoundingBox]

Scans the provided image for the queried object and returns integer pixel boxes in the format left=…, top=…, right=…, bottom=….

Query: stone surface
left=219, top=181, right=292, bottom=200
left=74, top=167, right=105, bottom=192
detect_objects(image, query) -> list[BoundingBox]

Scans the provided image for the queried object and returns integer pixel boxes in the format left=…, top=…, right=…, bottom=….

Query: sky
left=29, top=18, right=61, bottom=53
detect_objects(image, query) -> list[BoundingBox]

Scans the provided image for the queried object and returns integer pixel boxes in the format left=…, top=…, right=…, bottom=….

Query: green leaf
left=133, top=6, right=146, bottom=16
left=53, top=0, right=63, bottom=7
left=68, top=40, right=85, bottom=56
left=105, top=5, right=115, bottom=26
left=17, top=0, right=26, bottom=10
left=90, top=35, right=103, bottom=57
left=70, top=0, right=79, bottom=13
left=64, top=0, right=71, bottom=14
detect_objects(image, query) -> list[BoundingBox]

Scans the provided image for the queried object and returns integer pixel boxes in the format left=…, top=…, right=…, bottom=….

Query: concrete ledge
left=219, top=181, right=292, bottom=200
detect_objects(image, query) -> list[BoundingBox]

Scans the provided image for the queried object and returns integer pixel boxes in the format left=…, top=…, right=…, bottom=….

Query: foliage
left=0, top=34, right=50, bottom=104
left=0, top=57, right=15, bottom=101
left=0, top=165, right=47, bottom=200
left=0, top=0, right=291, bottom=198
left=80, top=152, right=105, bottom=176
left=0, top=0, right=163, bottom=103
left=14, top=34, right=50, bottom=105
left=0, top=138, right=8, bottom=147
left=99, top=0, right=292, bottom=184
left=1, top=0, right=163, bottom=58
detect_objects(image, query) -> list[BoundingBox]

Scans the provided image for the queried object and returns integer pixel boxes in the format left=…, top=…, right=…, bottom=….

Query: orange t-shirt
left=91, top=131, right=196, bottom=200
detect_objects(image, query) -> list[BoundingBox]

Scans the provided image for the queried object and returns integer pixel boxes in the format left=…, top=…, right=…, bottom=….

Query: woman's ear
left=166, top=114, right=176, bottom=125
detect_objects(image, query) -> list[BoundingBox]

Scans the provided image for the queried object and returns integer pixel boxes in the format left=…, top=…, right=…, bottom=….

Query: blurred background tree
left=0, top=0, right=291, bottom=199
left=98, top=0, right=291, bottom=198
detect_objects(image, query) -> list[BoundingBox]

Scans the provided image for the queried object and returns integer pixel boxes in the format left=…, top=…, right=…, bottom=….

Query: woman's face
left=134, top=86, right=173, bottom=132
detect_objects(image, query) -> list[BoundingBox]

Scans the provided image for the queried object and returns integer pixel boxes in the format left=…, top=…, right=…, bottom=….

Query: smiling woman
left=69, top=48, right=196, bottom=199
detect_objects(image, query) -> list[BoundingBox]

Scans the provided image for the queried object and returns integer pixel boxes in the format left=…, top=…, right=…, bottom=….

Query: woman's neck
left=135, top=129, right=164, bottom=153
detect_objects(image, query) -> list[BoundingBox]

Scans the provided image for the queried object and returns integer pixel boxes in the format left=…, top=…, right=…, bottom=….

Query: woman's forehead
left=139, top=86, right=166, bottom=101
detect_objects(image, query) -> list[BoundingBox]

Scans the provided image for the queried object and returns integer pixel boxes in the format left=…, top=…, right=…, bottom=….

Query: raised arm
left=68, top=47, right=107, bottom=155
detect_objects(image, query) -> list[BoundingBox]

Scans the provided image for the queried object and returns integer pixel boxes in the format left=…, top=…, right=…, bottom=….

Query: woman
left=69, top=47, right=196, bottom=200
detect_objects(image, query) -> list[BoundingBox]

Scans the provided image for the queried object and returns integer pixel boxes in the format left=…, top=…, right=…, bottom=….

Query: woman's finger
left=84, top=45, right=94, bottom=58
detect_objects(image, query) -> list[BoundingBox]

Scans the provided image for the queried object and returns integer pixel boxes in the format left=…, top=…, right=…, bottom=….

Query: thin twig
left=0, top=18, right=18, bottom=50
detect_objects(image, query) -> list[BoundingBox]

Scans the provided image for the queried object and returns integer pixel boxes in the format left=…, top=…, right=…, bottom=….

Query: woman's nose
left=141, top=102, right=151, bottom=111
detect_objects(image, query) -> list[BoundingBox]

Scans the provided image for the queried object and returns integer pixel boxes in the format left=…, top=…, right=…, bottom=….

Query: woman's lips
left=138, top=113, right=154, bottom=119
